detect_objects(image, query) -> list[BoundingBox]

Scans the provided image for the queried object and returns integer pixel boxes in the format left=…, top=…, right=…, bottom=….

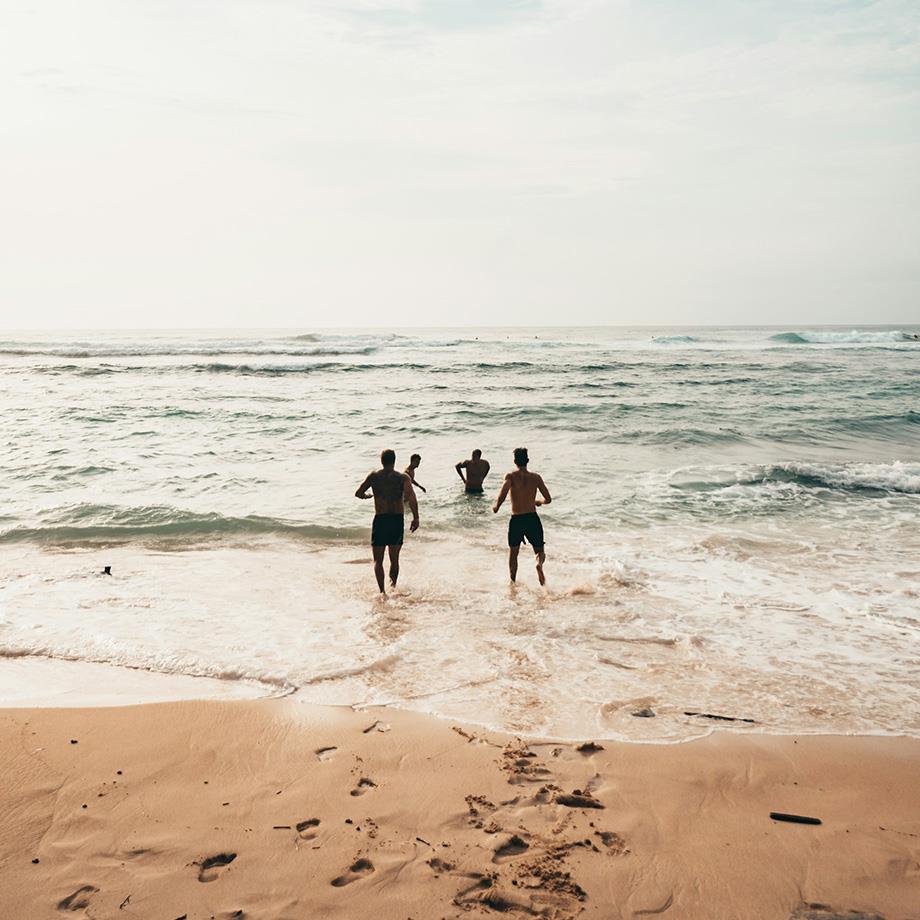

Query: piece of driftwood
left=769, top=812, right=822, bottom=825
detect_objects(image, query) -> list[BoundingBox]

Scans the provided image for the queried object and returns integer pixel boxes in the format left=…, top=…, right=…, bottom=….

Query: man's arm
left=492, top=474, right=512, bottom=513
left=403, top=475, right=420, bottom=531
left=407, top=470, right=427, bottom=493
left=535, top=475, right=552, bottom=507
left=455, top=461, right=467, bottom=484
left=355, top=473, right=374, bottom=499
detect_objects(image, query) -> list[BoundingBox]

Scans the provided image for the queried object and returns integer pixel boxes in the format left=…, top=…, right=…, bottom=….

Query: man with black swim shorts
left=492, top=447, right=552, bottom=585
left=455, top=449, right=490, bottom=494
left=355, top=449, right=419, bottom=594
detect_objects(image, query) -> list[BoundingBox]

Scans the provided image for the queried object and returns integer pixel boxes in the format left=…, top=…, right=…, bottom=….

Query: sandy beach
left=3, top=695, right=918, bottom=920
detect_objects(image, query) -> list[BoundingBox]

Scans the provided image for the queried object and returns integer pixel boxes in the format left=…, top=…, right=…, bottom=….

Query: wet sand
left=2, top=698, right=918, bottom=919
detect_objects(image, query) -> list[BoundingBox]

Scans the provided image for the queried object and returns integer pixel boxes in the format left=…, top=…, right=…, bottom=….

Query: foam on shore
left=0, top=656, right=268, bottom=708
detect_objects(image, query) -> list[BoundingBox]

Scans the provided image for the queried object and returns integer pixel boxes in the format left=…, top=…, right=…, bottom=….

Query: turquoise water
left=0, top=327, right=918, bottom=739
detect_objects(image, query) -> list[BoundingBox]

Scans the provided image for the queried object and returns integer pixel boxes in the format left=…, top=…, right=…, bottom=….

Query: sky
left=1, top=0, right=918, bottom=327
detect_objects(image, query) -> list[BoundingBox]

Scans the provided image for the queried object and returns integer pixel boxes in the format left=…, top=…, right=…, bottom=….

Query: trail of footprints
left=436, top=737, right=630, bottom=918
left=51, top=729, right=629, bottom=919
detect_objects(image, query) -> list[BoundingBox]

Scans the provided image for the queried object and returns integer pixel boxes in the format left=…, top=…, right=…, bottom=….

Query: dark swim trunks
left=465, top=485, right=484, bottom=494
left=371, top=513, right=404, bottom=547
left=508, top=512, right=544, bottom=550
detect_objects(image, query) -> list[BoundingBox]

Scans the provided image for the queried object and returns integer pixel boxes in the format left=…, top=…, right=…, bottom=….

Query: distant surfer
left=355, top=449, right=420, bottom=594
left=492, top=447, right=552, bottom=585
left=455, top=449, right=491, bottom=494
left=404, top=453, right=427, bottom=493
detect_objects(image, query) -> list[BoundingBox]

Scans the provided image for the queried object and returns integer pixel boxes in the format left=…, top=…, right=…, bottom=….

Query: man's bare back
left=361, top=468, right=413, bottom=514
left=503, top=468, right=550, bottom=515
left=456, top=450, right=490, bottom=493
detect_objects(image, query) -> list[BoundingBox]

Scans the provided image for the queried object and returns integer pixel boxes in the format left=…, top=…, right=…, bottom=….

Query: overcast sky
left=1, top=0, right=918, bottom=327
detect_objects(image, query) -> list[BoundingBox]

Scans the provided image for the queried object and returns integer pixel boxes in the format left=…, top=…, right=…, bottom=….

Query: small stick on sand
left=770, top=812, right=822, bottom=825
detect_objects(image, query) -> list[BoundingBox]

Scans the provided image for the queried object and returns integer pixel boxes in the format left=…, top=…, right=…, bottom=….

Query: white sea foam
left=0, top=525, right=918, bottom=741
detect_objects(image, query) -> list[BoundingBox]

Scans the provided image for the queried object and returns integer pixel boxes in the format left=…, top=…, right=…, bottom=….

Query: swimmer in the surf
left=455, top=449, right=490, bottom=494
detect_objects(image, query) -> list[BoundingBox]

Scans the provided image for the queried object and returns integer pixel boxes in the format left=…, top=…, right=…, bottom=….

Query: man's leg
left=372, top=545, right=386, bottom=594
left=534, top=546, right=546, bottom=586
left=387, top=543, right=402, bottom=587
left=509, top=545, right=519, bottom=582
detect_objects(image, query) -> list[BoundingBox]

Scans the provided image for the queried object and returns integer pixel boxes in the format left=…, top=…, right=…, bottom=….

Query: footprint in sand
left=633, top=893, right=674, bottom=915
left=595, top=830, right=629, bottom=855
left=57, top=886, right=99, bottom=911
left=330, top=858, right=375, bottom=887
left=555, top=790, right=605, bottom=809
left=315, top=746, right=337, bottom=762
left=350, top=777, right=377, bottom=796
left=296, top=818, right=320, bottom=840
left=492, top=834, right=529, bottom=863
left=197, top=852, right=237, bottom=883
left=427, top=856, right=456, bottom=875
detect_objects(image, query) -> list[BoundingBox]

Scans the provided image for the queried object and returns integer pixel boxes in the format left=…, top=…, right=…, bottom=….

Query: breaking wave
left=770, top=330, right=917, bottom=346
left=673, top=461, right=920, bottom=496
left=652, top=335, right=700, bottom=344
left=0, top=505, right=364, bottom=546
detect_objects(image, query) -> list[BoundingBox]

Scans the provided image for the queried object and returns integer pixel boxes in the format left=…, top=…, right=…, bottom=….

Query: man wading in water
left=355, top=449, right=420, bottom=594
left=492, top=447, right=552, bottom=585
left=455, top=449, right=490, bottom=494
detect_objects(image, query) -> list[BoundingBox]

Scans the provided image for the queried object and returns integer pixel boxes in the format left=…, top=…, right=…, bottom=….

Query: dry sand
left=1, top=698, right=918, bottom=919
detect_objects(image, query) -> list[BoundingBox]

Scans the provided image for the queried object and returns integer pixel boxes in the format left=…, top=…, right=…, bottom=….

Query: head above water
left=381, top=448, right=396, bottom=468
left=410, top=453, right=421, bottom=465
left=513, top=447, right=529, bottom=467
left=472, top=449, right=482, bottom=460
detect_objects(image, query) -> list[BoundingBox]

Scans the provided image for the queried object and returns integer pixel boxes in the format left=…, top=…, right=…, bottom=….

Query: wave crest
left=674, top=461, right=920, bottom=495
left=770, top=330, right=917, bottom=345
left=652, top=335, right=699, bottom=344
left=0, top=504, right=365, bottom=546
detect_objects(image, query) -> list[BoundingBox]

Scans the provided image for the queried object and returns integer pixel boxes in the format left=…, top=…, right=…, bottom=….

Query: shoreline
left=3, top=696, right=919, bottom=919
left=3, top=654, right=919, bottom=747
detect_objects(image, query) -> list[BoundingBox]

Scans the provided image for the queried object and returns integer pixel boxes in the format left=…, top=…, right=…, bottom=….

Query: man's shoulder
left=370, top=468, right=403, bottom=481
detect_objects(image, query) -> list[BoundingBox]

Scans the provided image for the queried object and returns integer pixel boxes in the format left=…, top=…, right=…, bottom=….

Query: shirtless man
left=492, top=447, right=552, bottom=585
left=355, top=449, right=419, bottom=594
left=404, top=454, right=427, bottom=493
left=455, top=449, right=491, bottom=494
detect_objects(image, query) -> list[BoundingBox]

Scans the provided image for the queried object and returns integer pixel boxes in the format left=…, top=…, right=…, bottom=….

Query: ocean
left=1, top=326, right=918, bottom=741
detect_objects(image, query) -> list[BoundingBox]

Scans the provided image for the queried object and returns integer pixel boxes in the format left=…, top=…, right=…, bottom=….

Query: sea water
left=0, top=326, right=918, bottom=740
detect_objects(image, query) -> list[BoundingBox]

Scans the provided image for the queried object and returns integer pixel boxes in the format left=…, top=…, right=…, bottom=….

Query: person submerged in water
left=455, top=449, right=491, bottom=494
left=492, top=447, right=552, bottom=585
left=355, top=449, right=420, bottom=594
left=404, top=453, right=427, bottom=493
